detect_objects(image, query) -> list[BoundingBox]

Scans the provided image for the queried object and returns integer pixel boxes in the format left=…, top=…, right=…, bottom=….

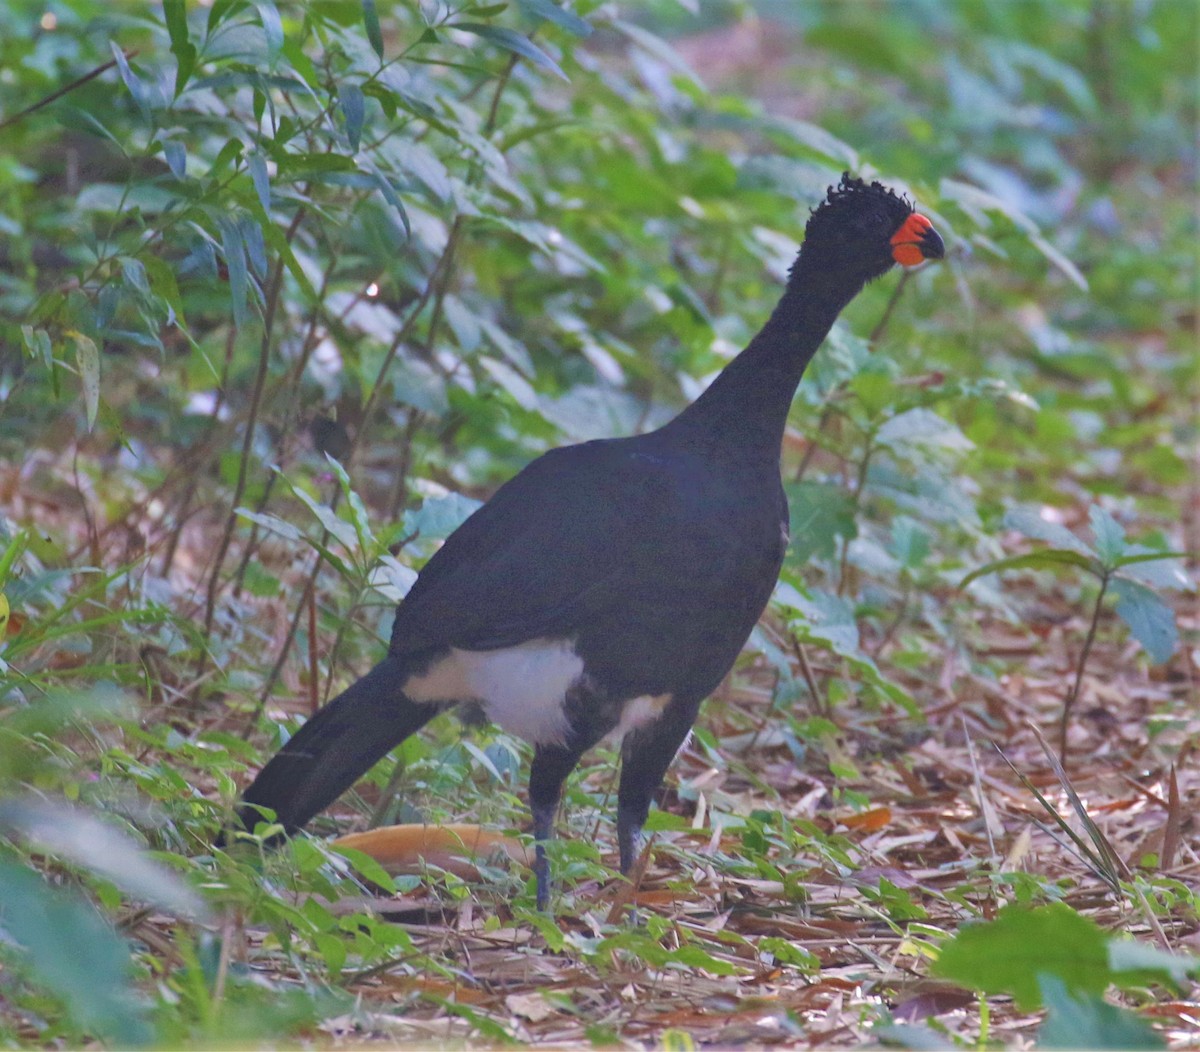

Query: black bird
left=232, top=175, right=945, bottom=908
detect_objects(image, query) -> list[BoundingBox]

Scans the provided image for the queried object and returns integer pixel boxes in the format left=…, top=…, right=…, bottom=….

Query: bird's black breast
left=570, top=446, right=788, bottom=701
left=389, top=435, right=788, bottom=708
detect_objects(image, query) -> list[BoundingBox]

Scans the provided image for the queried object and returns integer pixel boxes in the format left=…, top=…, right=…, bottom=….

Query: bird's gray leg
left=617, top=701, right=700, bottom=877
left=528, top=744, right=584, bottom=910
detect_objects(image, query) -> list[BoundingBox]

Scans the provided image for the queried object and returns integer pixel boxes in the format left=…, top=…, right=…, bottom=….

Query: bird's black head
left=797, top=173, right=945, bottom=287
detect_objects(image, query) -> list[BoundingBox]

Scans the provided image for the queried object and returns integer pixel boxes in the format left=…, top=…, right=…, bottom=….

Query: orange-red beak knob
left=891, top=213, right=945, bottom=267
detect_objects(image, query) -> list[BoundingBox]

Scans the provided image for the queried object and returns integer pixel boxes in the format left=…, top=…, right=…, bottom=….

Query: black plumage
left=231, top=175, right=945, bottom=908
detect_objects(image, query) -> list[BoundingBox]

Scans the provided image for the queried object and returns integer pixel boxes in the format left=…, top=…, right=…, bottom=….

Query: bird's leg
left=528, top=744, right=584, bottom=911
left=617, top=805, right=643, bottom=876
left=531, top=799, right=556, bottom=912
left=617, top=702, right=699, bottom=880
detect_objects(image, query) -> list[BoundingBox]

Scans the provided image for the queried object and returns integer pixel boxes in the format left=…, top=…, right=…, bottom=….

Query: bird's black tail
left=234, top=655, right=435, bottom=836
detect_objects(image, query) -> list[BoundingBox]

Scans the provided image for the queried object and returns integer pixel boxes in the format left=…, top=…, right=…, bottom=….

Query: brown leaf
left=505, top=992, right=556, bottom=1022
left=332, top=823, right=531, bottom=880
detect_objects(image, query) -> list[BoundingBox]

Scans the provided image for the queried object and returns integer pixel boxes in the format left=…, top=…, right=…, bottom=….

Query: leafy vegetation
left=0, top=0, right=1196, bottom=1045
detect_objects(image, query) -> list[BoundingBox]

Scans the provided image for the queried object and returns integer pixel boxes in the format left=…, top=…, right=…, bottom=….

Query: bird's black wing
left=389, top=438, right=671, bottom=654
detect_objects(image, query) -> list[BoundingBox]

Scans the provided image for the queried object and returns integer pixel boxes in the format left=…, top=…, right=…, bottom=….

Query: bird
left=229, top=174, right=945, bottom=909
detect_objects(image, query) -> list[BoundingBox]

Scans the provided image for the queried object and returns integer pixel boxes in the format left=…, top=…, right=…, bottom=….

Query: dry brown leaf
left=504, top=992, right=557, bottom=1022
left=332, top=823, right=531, bottom=880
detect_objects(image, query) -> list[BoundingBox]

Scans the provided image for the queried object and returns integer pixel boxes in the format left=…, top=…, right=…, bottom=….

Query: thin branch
left=161, top=325, right=238, bottom=576
left=307, top=585, right=319, bottom=715
left=868, top=269, right=911, bottom=344
left=0, top=51, right=136, bottom=133
left=794, top=270, right=912, bottom=484
left=793, top=637, right=826, bottom=718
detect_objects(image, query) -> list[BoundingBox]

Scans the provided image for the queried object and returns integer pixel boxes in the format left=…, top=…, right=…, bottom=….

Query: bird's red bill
left=891, top=212, right=942, bottom=266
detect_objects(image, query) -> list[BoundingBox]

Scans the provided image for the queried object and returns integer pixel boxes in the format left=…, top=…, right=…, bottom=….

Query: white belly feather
left=403, top=638, right=671, bottom=747
left=405, top=639, right=582, bottom=746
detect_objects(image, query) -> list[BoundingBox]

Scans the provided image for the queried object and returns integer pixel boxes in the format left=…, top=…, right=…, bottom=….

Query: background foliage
left=0, top=0, right=1196, bottom=1045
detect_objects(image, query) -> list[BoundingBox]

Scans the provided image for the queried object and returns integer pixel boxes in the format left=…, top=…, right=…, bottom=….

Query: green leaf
left=248, top=150, right=271, bottom=211
left=325, top=457, right=375, bottom=550
left=1030, top=233, right=1089, bottom=292
left=669, top=944, right=739, bottom=976
left=259, top=213, right=317, bottom=300
left=0, top=529, right=29, bottom=587
left=0, top=799, right=207, bottom=920
left=1113, top=548, right=1192, bottom=591
left=330, top=845, right=397, bottom=894
left=217, top=214, right=250, bottom=327
left=362, top=0, right=384, bottom=59
left=1003, top=507, right=1096, bottom=557
left=207, top=0, right=238, bottom=34
left=339, top=83, right=365, bottom=151
left=252, top=0, right=284, bottom=65
left=932, top=903, right=1110, bottom=1011
left=161, top=137, right=186, bottom=178
left=611, top=19, right=702, bottom=86
left=479, top=356, right=537, bottom=411
left=463, top=739, right=505, bottom=782
left=357, top=155, right=410, bottom=236
left=314, top=931, right=347, bottom=974
left=110, top=42, right=151, bottom=117
left=163, top=0, right=197, bottom=97
left=369, top=555, right=417, bottom=602
left=387, top=139, right=452, bottom=201
left=67, top=331, right=100, bottom=431
left=776, top=583, right=916, bottom=713
left=239, top=214, right=267, bottom=277
left=757, top=936, right=820, bottom=972
left=940, top=178, right=1038, bottom=234
left=1037, top=975, right=1162, bottom=1050
left=431, top=997, right=516, bottom=1043
left=0, top=863, right=151, bottom=1045
left=876, top=407, right=973, bottom=452
left=1088, top=504, right=1126, bottom=566
left=516, top=0, right=592, bottom=37
left=765, top=115, right=860, bottom=169
left=1108, top=940, right=1200, bottom=990
left=403, top=494, right=483, bottom=542
left=891, top=515, right=930, bottom=570
left=452, top=23, right=567, bottom=80
left=994, top=40, right=1097, bottom=114
left=1111, top=577, right=1178, bottom=664
left=804, top=20, right=916, bottom=76
left=236, top=508, right=304, bottom=543
left=784, top=481, right=856, bottom=563
left=21, top=325, right=52, bottom=368
left=959, top=548, right=1097, bottom=590
left=289, top=487, right=360, bottom=553
left=780, top=586, right=861, bottom=657
left=120, top=256, right=149, bottom=297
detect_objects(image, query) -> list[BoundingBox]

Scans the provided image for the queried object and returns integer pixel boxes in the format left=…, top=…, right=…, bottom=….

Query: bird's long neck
left=663, top=254, right=863, bottom=460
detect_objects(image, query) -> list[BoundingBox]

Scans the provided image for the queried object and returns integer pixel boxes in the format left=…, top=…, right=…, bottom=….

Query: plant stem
left=836, top=441, right=873, bottom=597
left=795, top=269, right=910, bottom=484
left=200, top=208, right=305, bottom=652
left=1060, top=572, right=1109, bottom=761
left=868, top=269, right=910, bottom=344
